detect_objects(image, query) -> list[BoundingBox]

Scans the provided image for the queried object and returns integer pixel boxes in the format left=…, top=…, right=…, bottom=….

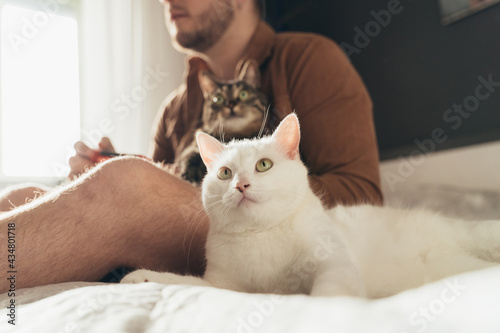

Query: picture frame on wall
left=439, top=0, right=500, bottom=25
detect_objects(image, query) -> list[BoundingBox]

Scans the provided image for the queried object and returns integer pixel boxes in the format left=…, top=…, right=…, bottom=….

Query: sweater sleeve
left=286, top=36, right=383, bottom=207
left=151, top=88, right=185, bottom=164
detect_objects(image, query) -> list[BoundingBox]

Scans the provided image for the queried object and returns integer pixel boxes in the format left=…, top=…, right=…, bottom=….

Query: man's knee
left=89, top=157, right=183, bottom=199
left=96, top=156, right=164, bottom=183
left=83, top=156, right=201, bottom=214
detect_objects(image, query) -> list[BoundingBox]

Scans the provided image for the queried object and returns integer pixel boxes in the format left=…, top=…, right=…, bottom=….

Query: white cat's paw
left=120, top=269, right=158, bottom=284
left=121, top=270, right=188, bottom=285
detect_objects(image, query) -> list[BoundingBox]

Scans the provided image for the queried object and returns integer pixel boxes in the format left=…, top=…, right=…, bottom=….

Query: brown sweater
left=153, top=22, right=383, bottom=208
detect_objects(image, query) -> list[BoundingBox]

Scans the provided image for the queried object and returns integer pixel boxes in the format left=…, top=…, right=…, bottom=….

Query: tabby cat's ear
left=197, top=132, right=225, bottom=170
left=238, top=59, right=261, bottom=88
left=271, top=113, right=301, bottom=160
left=198, top=70, right=219, bottom=97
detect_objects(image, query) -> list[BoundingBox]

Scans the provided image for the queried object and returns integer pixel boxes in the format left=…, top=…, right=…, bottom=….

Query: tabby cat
left=177, top=59, right=269, bottom=184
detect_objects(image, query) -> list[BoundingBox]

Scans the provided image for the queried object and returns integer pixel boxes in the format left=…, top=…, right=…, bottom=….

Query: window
left=0, top=1, right=80, bottom=181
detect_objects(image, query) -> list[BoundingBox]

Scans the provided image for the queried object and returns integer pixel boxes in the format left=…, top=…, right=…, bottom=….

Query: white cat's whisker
left=218, top=118, right=225, bottom=142
left=181, top=199, right=208, bottom=267
left=185, top=211, right=212, bottom=269
left=183, top=196, right=231, bottom=271
left=217, top=204, right=233, bottom=236
left=181, top=198, right=204, bottom=241
left=202, top=198, right=225, bottom=210
left=258, top=103, right=271, bottom=138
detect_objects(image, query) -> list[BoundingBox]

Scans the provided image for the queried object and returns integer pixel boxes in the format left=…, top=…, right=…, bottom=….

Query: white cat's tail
left=455, top=218, right=500, bottom=264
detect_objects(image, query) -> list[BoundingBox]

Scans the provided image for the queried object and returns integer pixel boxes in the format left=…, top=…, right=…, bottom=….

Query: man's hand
left=68, top=137, right=115, bottom=179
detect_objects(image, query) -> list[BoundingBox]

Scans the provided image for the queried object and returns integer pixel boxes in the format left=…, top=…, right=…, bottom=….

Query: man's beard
left=174, top=0, right=235, bottom=52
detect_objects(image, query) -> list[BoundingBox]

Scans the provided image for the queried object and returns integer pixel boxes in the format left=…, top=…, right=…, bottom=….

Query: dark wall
left=265, top=0, right=500, bottom=160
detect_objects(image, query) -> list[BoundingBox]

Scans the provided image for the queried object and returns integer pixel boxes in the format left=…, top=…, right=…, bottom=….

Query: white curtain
left=78, top=0, right=185, bottom=155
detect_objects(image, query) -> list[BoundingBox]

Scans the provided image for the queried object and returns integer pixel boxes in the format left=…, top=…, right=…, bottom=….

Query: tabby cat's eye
left=218, top=167, right=232, bottom=180
left=256, top=158, right=273, bottom=173
left=238, top=90, right=249, bottom=101
left=212, top=94, right=225, bottom=105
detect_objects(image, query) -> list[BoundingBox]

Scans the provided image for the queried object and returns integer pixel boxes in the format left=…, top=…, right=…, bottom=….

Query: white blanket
left=1, top=266, right=500, bottom=333
left=2, top=183, right=500, bottom=333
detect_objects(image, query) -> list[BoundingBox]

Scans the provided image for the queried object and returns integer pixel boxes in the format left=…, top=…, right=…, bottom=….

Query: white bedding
left=2, top=184, right=500, bottom=333
left=1, top=266, right=500, bottom=333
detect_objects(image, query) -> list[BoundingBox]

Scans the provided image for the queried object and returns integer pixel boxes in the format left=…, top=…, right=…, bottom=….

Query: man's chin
left=166, top=24, right=197, bottom=51
left=172, top=33, right=210, bottom=53
left=170, top=38, right=192, bottom=54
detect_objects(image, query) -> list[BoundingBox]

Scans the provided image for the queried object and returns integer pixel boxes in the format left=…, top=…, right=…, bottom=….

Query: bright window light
left=1, top=4, right=80, bottom=178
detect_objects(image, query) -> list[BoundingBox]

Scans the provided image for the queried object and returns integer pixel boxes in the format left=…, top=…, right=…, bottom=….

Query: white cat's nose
left=235, top=182, right=250, bottom=193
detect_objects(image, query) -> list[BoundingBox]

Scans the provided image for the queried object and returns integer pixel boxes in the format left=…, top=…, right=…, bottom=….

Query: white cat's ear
left=272, top=113, right=301, bottom=160
left=198, top=70, right=219, bottom=97
left=238, top=59, right=261, bottom=88
left=196, top=132, right=225, bottom=170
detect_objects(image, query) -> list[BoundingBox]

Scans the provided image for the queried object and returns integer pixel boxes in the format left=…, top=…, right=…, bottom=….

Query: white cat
left=122, top=114, right=500, bottom=298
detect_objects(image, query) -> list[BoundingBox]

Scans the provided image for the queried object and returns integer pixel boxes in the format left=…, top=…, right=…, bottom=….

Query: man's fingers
left=99, top=137, right=116, bottom=153
left=73, top=138, right=115, bottom=156
left=69, top=138, right=115, bottom=178
left=74, top=141, right=93, bottom=158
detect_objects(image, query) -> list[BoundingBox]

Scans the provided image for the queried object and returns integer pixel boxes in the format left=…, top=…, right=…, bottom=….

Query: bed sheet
left=1, top=266, right=500, bottom=333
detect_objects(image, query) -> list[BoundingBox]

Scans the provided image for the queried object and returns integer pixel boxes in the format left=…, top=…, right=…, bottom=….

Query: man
left=0, top=0, right=382, bottom=293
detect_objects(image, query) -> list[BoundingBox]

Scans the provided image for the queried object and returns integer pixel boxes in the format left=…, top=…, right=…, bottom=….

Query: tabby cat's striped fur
left=177, top=59, right=269, bottom=184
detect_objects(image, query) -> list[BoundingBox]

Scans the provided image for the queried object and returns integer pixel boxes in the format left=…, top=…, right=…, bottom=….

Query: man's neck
left=201, top=18, right=260, bottom=81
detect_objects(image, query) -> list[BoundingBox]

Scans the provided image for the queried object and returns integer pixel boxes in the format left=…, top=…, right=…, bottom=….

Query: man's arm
left=286, top=36, right=383, bottom=207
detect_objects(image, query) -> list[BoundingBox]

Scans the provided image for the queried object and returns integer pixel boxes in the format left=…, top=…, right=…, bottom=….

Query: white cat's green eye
left=212, top=94, right=225, bottom=105
left=218, top=167, right=232, bottom=180
left=239, top=90, right=249, bottom=101
left=256, top=159, right=273, bottom=173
